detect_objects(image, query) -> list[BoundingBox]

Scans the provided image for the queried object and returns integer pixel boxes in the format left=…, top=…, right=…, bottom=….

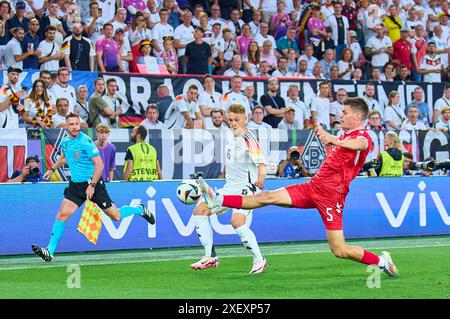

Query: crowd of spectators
left=0, top=0, right=448, bottom=80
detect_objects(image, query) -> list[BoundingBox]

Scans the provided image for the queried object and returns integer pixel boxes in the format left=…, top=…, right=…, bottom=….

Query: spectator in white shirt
left=3, top=27, right=38, bottom=69
left=365, top=23, right=393, bottom=70
left=384, top=90, right=406, bottom=130
left=37, top=25, right=63, bottom=71
left=224, top=54, right=247, bottom=76
left=435, top=105, right=450, bottom=132
left=311, top=81, right=332, bottom=129
left=272, top=56, right=292, bottom=77
left=401, top=105, right=428, bottom=130
left=140, top=104, right=164, bottom=129
left=297, top=44, right=318, bottom=73
left=173, top=9, right=195, bottom=74
left=208, top=108, right=228, bottom=129
left=285, top=84, right=310, bottom=129
left=247, top=106, right=273, bottom=129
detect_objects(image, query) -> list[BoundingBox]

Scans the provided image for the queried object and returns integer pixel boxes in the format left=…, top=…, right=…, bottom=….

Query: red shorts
left=285, top=182, right=346, bottom=231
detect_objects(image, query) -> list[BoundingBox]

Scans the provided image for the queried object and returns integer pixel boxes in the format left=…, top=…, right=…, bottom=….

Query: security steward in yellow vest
left=363, top=131, right=404, bottom=177
left=123, top=125, right=162, bottom=181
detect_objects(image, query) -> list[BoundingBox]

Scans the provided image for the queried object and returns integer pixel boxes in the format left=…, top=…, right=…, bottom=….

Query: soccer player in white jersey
left=163, top=84, right=203, bottom=129
left=190, top=103, right=268, bottom=274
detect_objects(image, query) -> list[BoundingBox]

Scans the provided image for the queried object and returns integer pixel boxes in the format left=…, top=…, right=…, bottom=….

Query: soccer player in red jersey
left=198, top=97, right=399, bottom=276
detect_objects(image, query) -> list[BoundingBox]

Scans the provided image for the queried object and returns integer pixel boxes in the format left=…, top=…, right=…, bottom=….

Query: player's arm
left=123, top=160, right=133, bottom=181
left=315, top=123, right=368, bottom=151
left=194, top=111, right=204, bottom=129
left=86, top=155, right=104, bottom=200
left=44, top=152, right=66, bottom=179
left=255, top=163, right=266, bottom=189
left=182, top=111, right=194, bottom=129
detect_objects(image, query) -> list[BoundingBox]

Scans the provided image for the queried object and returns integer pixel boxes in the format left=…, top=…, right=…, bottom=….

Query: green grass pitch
left=0, top=236, right=449, bottom=299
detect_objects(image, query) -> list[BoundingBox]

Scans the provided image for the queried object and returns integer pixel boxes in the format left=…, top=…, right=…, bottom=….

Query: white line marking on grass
left=0, top=236, right=449, bottom=271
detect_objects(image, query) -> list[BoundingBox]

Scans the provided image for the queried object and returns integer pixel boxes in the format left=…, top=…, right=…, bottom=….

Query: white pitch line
left=0, top=237, right=449, bottom=271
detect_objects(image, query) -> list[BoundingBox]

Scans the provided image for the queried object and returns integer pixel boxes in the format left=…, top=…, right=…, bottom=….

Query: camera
left=290, top=150, right=300, bottom=161
left=27, top=166, right=41, bottom=179
left=408, top=159, right=450, bottom=171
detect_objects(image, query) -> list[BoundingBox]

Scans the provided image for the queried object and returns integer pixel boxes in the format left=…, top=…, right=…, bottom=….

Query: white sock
left=216, top=193, right=224, bottom=206
left=378, top=256, right=386, bottom=269
left=193, top=216, right=215, bottom=257
left=235, top=224, right=264, bottom=263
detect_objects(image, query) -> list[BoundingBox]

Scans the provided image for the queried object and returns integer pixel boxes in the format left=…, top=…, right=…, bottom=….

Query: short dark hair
left=136, top=125, right=148, bottom=140
left=39, top=70, right=51, bottom=78
left=343, top=97, right=369, bottom=120
left=25, top=155, right=39, bottom=164
left=66, top=112, right=79, bottom=120
left=103, top=22, right=113, bottom=29
left=56, top=97, right=69, bottom=106
left=188, top=84, right=198, bottom=91
left=210, top=108, right=224, bottom=117
left=106, top=78, right=117, bottom=86
left=319, top=81, right=329, bottom=88
left=45, top=25, right=56, bottom=32
left=146, top=104, right=159, bottom=113
left=202, top=74, right=214, bottom=83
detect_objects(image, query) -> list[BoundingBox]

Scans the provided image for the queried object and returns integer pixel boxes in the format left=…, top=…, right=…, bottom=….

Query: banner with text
left=101, top=73, right=447, bottom=124
left=33, top=128, right=450, bottom=181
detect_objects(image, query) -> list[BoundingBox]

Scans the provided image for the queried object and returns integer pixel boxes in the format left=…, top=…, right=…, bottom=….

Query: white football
left=176, top=180, right=202, bottom=205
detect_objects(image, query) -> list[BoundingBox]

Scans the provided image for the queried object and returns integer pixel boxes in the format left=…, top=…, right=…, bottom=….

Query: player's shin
left=193, top=216, right=215, bottom=257
left=235, top=224, right=264, bottom=263
left=221, top=195, right=243, bottom=209
left=118, top=205, right=143, bottom=219
left=47, top=220, right=66, bottom=255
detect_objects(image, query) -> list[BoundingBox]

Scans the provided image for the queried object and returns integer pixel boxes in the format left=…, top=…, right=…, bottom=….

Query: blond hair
left=385, top=131, right=402, bottom=151
left=96, top=123, right=111, bottom=133
left=228, top=104, right=246, bottom=114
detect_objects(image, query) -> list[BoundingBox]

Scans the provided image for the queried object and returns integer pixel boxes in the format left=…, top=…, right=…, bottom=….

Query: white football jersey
left=164, top=94, right=200, bottom=129
left=223, top=128, right=266, bottom=192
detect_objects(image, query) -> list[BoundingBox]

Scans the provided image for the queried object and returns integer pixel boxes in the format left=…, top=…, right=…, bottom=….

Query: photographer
left=276, top=146, right=312, bottom=178
left=8, top=156, right=48, bottom=183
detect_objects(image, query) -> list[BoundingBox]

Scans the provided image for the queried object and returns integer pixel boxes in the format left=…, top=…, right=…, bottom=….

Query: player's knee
left=56, top=211, right=70, bottom=221
left=258, top=190, right=272, bottom=204
left=330, top=246, right=348, bottom=259
left=231, top=219, right=244, bottom=229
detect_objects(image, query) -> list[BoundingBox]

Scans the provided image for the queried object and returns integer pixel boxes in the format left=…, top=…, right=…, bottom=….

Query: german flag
left=60, top=40, right=70, bottom=54
left=119, top=114, right=145, bottom=128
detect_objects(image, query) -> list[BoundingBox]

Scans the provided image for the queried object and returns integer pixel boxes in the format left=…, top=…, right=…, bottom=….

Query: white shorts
left=197, top=183, right=260, bottom=217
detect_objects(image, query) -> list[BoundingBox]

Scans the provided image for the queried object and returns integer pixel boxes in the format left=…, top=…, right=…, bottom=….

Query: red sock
left=222, top=195, right=243, bottom=209
left=360, top=250, right=380, bottom=265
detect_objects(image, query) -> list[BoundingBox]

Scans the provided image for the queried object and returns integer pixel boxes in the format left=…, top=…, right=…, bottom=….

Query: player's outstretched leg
left=232, top=213, right=268, bottom=274
left=191, top=202, right=219, bottom=270
left=200, top=183, right=293, bottom=211
left=327, top=230, right=398, bottom=277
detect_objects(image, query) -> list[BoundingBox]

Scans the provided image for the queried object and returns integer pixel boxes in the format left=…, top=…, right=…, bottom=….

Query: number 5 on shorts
left=326, top=208, right=333, bottom=222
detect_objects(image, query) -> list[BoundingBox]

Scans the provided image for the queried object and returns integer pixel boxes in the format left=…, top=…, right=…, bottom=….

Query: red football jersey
left=311, top=127, right=373, bottom=195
